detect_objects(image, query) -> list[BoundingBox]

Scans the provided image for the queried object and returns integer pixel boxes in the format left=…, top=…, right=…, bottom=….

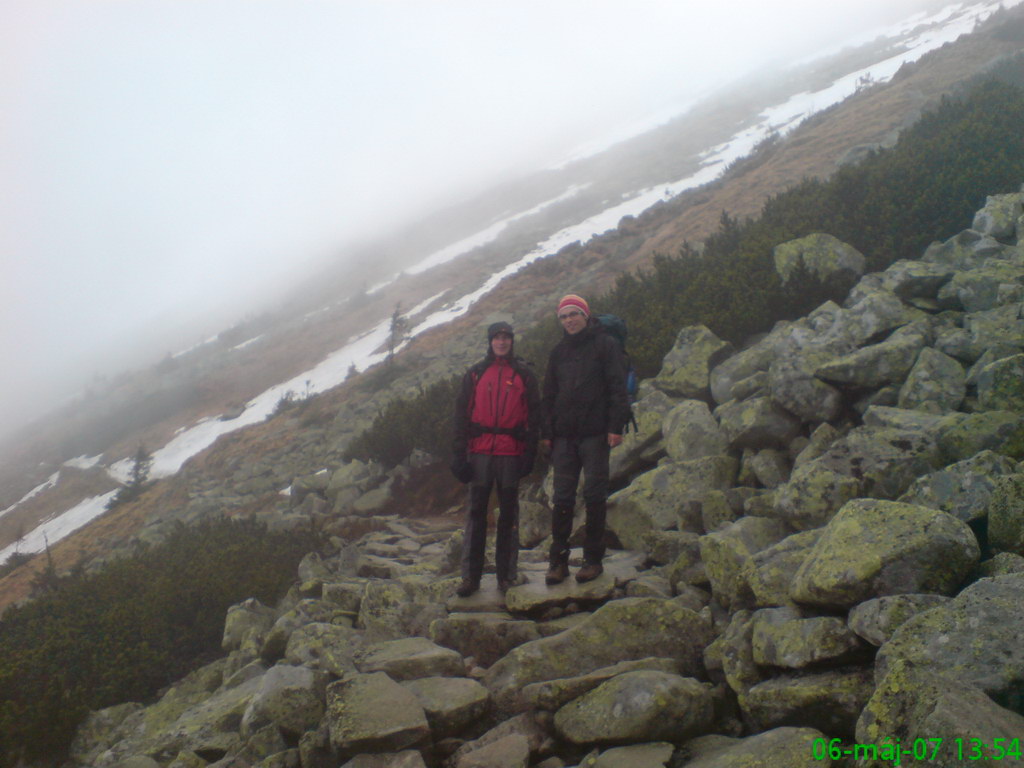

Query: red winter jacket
left=453, top=355, right=540, bottom=458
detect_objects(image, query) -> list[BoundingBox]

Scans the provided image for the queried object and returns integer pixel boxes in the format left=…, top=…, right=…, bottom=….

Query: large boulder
left=399, top=677, right=489, bottom=739
left=355, top=636, right=464, bottom=681
left=741, top=667, right=874, bottom=739
left=876, top=259, right=955, bottom=300
left=325, top=673, right=430, bottom=758
left=607, top=456, right=737, bottom=548
left=987, top=474, right=1024, bottom=557
left=814, top=322, right=928, bottom=389
left=714, top=396, right=802, bottom=452
left=522, top=657, right=684, bottom=712
left=553, top=671, right=714, bottom=746
left=284, top=622, right=361, bottom=677
left=773, top=233, right=865, bottom=287
left=773, top=424, right=943, bottom=530
left=609, top=389, right=675, bottom=481
left=699, top=517, right=791, bottom=611
left=240, top=665, right=325, bottom=739
left=976, top=353, right=1024, bottom=412
left=650, top=325, right=733, bottom=399
left=846, top=594, right=950, bottom=646
left=741, top=529, right=822, bottom=608
left=896, top=347, right=966, bottom=412
left=428, top=612, right=541, bottom=669
left=750, top=607, right=866, bottom=669
left=767, top=354, right=843, bottom=424
left=937, top=259, right=1024, bottom=312
left=673, top=727, right=831, bottom=768
left=897, top=450, right=1019, bottom=524
left=223, top=599, right=277, bottom=654
left=791, top=499, right=979, bottom=609
left=662, top=400, right=729, bottom=462
left=972, top=192, right=1024, bottom=240
left=483, top=597, right=713, bottom=714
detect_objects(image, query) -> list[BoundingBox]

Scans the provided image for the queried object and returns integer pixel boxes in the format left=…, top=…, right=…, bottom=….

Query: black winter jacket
left=541, top=322, right=630, bottom=440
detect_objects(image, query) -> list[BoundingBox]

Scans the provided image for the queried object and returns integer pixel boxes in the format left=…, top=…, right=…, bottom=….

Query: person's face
left=491, top=332, right=513, bottom=357
left=558, top=307, right=587, bottom=335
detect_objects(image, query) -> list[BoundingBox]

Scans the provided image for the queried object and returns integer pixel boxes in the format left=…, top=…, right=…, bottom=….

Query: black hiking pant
left=549, top=434, right=609, bottom=567
left=460, top=454, right=520, bottom=584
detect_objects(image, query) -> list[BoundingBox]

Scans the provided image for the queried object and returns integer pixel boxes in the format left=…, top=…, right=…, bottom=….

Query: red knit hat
left=557, top=294, right=590, bottom=318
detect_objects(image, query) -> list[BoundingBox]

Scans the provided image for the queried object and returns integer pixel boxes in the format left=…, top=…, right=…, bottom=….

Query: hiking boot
left=575, top=563, right=604, bottom=583
left=545, top=562, right=569, bottom=585
left=455, top=579, right=479, bottom=598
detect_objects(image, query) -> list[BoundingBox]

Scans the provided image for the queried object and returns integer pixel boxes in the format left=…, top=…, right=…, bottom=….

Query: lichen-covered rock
left=857, top=662, right=1024, bottom=761
left=673, top=727, right=831, bottom=768
left=284, top=622, right=360, bottom=677
left=877, top=259, right=956, bottom=300
left=934, top=409, right=1024, bottom=463
left=714, top=396, right=803, bottom=452
left=447, top=713, right=551, bottom=768
left=650, top=325, right=733, bottom=399
left=976, top=353, right=1024, bottom=412
left=223, top=598, right=277, bottom=654
left=768, top=354, right=843, bottom=424
left=750, top=607, right=866, bottom=668
left=662, top=400, right=729, bottom=462
left=699, top=517, right=790, bottom=610
left=774, top=233, right=866, bottom=286
left=325, top=673, right=430, bottom=758
left=897, top=450, right=1019, bottom=523
left=524, top=659, right=684, bottom=716
left=69, top=703, right=144, bottom=767
left=453, top=734, right=530, bottom=768
left=923, top=229, right=1008, bottom=270
left=706, top=610, right=760, bottom=698
left=340, top=752, right=427, bottom=768
left=609, top=389, right=675, bottom=481
left=429, top=612, right=541, bottom=669
left=355, top=636, right=464, bottom=681
left=847, top=593, right=949, bottom=646
left=743, top=448, right=791, bottom=490
left=483, top=597, right=713, bottom=714
left=972, top=192, right=1024, bottom=240
left=741, top=667, right=874, bottom=738
left=897, top=347, right=965, bottom=412
left=591, top=742, right=674, bottom=768
left=774, top=425, right=943, bottom=530
left=791, top=499, right=979, bottom=609
left=607, top=456, right=737, bottom=548
left=876, top=574, right=1024, bottom=709
left=938, top=260, right=1024, bottom=312
left=261, top=599, right=343, bottom=662
left=241, top=665, right=326, bottom=739
left=742, top=529, right=822, bottom=608
left=553, top=670, right=714, bottom=746
left=987, top=474, right=1024, bottom=556
left=400, top=676, right=489, bottom=739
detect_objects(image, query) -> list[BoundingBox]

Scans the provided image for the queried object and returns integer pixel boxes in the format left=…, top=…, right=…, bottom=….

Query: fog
left=1, top=0, right=943, bottom=438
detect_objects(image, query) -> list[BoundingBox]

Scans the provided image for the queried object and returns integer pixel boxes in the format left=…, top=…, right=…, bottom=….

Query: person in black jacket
left=451, top=321, right=540, bottom=597
left=541, top=295, right=630, bottom=584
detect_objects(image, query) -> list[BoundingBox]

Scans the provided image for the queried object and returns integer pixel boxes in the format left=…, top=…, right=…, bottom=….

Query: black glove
left=450, top=456, right=474, bottom=484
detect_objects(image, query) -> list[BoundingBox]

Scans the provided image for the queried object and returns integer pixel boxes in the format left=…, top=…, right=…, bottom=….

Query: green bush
left=0, top=518, right=318, bottom=765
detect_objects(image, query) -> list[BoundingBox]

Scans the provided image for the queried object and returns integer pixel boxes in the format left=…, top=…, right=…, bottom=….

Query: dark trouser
left=460, top=454, right=520, bottom=583
left=549, top=435, right=610, bottom=567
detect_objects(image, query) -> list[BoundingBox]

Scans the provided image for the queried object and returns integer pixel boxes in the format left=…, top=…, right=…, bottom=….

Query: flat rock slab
left=356, top=636, right=464, bottom=681
left=504, top=551, right=644, bottom=614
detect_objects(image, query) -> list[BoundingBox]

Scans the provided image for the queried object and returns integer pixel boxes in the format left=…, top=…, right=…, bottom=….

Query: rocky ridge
left=69, top=190, right=1024, bottom=767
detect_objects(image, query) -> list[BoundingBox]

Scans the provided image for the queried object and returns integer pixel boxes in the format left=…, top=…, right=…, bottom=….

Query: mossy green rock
left=977, top=353, right=1024, bottom=412
left=846, top=594, right=949, bottom=646
left=663, top=400, right=728, bottom=461
left=707, top=610, right=760, bottom=697
left=522, top=657, right=683, bottom=712
left=355, top=636, right=463, bottom=681
left=609, top=389, right=674, bottom=481
left=816, top=325, right=926, bottom=388
left=241, top=665, right=325, bottom=739
left=750, top=607, right=865, bottom=668
left=791, top=499, right=979, bottom=608
left=897, top=347, right=966, bottom=412
left=972, top=192, right=1024, bottom=239
left=553, top=670, right=714, bottom=746
left=428, top=612, right=540, bottom=669
left=714, top=396, right=802, bottom=452
left=284, top=622, right=360, bottom=677
left=741, top=666, right=874, bottom=738
left=592, top=742, right=674, bottom=768
left=773, top=233, right=865, bottom=285
left=326, top=672, right=430, bottom=758
left=742, top=529, right=822, bottom=608
left=857, top=661, right=1024, bottom=759
left=938, top=260, right=1024, bottom=312
left=483, top=597, right=713, bottom=714
left=676, top=727, right=831, bottom=767
left=651, top=325, right=733, bottom=399
left=935, top=410, right=1024, bottom=463
left=897, top=450, right=1019, bottom=523
left=876, top=573, right=1024, bottom=709
left=400, top=676, right=489, bottom=739
left=700, top=517, right=790, bottom=610
left=986, top=473, right=1024, bottom=556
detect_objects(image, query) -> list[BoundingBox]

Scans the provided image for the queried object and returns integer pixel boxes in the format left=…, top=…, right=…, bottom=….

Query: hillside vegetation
left=349, top=78, right=1024, bottom=468
left=0, top=520, right=318, bottom=765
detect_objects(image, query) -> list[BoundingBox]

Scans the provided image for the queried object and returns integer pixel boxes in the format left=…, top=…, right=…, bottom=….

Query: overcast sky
left=1, top=0, right=944, bottom=438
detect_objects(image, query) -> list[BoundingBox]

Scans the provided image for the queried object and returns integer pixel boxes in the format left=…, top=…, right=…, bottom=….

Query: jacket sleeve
left=452, top=370, right=473, bottom=459
left=540, top=349, right=557, bottom=441
left=521, top=362, right=542, bottom=455
left=601, top=336, right=630, bottom=435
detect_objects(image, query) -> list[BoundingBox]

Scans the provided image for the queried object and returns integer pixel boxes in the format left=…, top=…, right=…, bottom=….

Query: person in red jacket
left=451, top=321, right=541, bottom=596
